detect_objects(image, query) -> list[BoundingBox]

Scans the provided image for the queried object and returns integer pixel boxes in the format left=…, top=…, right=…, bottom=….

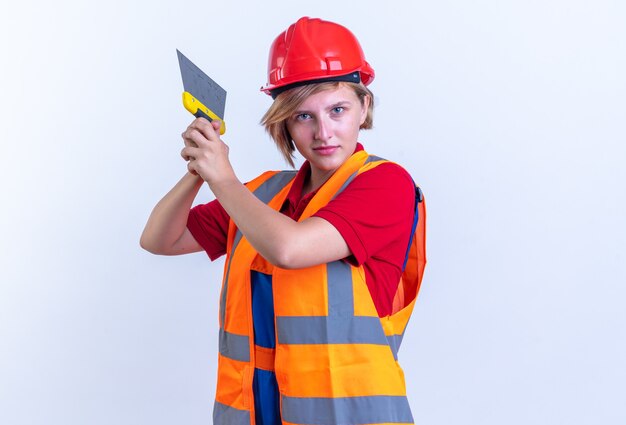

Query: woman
left=141, top=16, right=426, bottom=425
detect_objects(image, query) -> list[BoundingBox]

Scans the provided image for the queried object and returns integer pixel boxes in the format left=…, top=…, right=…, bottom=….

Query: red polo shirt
left=187, top=144, right=416, bottom=317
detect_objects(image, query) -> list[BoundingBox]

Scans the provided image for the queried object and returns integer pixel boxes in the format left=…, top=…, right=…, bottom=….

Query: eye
left=295, top=113, right=312, bottom=121
left=332, top=106, right=345, bottom=114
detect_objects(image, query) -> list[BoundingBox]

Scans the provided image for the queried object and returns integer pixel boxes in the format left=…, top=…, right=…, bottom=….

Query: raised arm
left=181, top=118, right=351, bottom=269
left=140, top=171, right=205, bottom=255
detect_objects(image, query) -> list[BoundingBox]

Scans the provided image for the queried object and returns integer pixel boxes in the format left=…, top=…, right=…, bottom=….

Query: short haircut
left=260, top=82, right=374, bottom=167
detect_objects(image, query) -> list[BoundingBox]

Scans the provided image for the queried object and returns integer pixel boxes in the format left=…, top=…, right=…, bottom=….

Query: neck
left=303, top=168, right=334, bottom=196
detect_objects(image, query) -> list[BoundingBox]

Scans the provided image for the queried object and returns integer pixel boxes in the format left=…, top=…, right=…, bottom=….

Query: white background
left=1, top=1, right=625, bottom=424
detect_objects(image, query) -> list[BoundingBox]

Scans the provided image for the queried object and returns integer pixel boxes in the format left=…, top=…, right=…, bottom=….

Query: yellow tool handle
left=182, top=91, right=226, bottom=135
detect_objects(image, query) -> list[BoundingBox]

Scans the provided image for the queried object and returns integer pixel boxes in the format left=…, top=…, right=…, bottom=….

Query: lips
left=313, top=145, right=339, bottom=155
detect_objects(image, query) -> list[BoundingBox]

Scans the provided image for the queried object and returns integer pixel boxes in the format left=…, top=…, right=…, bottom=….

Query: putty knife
left=177, top=49, right=227, bottom=135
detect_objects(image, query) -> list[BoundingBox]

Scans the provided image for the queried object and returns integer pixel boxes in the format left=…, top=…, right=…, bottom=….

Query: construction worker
left=141, top=16, right=426, bottom=425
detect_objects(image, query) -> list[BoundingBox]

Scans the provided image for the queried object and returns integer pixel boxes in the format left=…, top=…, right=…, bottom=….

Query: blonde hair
left=260, top=82, right=374, bottom=167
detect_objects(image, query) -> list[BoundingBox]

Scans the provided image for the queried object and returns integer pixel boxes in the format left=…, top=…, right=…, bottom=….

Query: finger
left=190, top=117, right=219, bottom=142
left=187, top=160, right=198, bottom=176
left=185, top=138, right=198, bottom=148
left=194, top=116, right=211, bottom=126
left=182, top=139, right=196, bottom=153
left=181, top=146, right=199, bottom=162
left=180, top=131, right=196, bottom=148
left=183, top=127, right=211, bottom=148
left=182, top=119, right=207, bottom=143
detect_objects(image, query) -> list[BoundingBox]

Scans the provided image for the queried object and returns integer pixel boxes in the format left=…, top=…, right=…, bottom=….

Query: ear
left=359, top=94, right=371, bottom=126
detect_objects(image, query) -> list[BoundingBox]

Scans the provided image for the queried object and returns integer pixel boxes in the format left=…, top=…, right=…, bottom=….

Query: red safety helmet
left=261, top=17, right=375, bottom=98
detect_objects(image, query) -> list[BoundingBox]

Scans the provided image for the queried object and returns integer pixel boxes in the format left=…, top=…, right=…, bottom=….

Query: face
left=286, top=84, right=370, bottom=185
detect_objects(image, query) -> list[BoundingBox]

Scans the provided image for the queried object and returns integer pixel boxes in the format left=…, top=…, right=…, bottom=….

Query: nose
left=314, top=116, right=332, bottom=142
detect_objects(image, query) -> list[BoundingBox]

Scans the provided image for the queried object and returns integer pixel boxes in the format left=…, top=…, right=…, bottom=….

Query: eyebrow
left=328, top=101, right=350, bottom=110
left=294, top=101, right=351, bottom=115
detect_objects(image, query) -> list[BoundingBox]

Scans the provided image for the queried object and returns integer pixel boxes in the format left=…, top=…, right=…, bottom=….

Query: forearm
left=179, top=118, right=349, bottom=267
left=209, top=178, right=301, bottom=266
left=140, top=172, right=204, bottom=254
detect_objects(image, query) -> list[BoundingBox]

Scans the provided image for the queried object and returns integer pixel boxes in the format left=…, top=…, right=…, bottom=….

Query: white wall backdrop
left=1, top=0, right=625, bottom=424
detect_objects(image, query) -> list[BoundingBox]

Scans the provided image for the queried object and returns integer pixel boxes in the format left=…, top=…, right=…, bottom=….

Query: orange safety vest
left=213, top=149, right=427, bottom=425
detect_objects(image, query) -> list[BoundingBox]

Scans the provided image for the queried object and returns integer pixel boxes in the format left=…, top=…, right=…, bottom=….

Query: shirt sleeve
left=313, top=162, right=416, bottom=267
left=187, top=198, right=231, bottom=261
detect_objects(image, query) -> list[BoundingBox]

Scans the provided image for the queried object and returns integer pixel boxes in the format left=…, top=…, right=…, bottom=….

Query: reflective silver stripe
left=365, top=154, right=385, bottom=164
left=277, top=261, right=388, bottom=346
left=332, top=155, right=386, bottom=200
left=277, top=261, right=387, bottom=345
left=327, top=260, right=354, bottom=316
left=218, top=328, right=250, bottom=362
left=332, top=170, right=359, bottom=200
left=220, top=247, right=236, bottom=326
left=219, top=170, right=297, bottom=326
left=281, top=395, right=414, bottom=424
left=253, top=170, right=297, bottom=204
left=213, top=401, right=250, bottom=424
left=220, top=228, right=244, bottom=325
left=386, top=332, right=404, bottom=361
left=277, top=315, right=387, bottom=345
